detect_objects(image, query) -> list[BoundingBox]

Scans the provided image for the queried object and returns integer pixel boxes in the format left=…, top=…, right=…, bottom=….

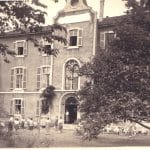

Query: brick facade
left=0, top=0, right=98, bottom=123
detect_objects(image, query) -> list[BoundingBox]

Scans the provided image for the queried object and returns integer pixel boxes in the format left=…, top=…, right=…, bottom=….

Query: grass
left=0, top=128, right=150, bottom=147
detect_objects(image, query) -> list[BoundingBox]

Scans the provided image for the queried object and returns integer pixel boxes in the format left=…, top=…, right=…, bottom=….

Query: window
left=16, top=68, right=23, bottom=88
left=65, top=60, right=79, bottom=90
left=39, top=38, right=52, bottom=56
left=10, top=99, right=24, bottom=115
left=36, top=66, right=51, bottom=90
left=100, top=31, right=115, bottom=49
left=15, top=99, right=21, bottom=114
left=68, top=29, right=83, bottom=47
left=14, top=40, right=27, bottom=56
left=10, top=67, right=27, bottom=90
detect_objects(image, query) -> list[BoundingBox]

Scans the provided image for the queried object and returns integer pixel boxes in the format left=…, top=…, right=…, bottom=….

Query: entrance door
left=65, top=97, right=77, bottom=124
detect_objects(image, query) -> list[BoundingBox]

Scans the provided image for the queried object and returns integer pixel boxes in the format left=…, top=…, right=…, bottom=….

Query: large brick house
left=0, top=0, right=118, bottom=124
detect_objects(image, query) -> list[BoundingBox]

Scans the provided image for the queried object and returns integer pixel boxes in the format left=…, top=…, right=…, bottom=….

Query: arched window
left=65, top=60, right=79, bottom=90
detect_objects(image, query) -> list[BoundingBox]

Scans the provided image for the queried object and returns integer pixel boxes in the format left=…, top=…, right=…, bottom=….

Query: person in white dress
left=58, top=117, right=63, bottom=133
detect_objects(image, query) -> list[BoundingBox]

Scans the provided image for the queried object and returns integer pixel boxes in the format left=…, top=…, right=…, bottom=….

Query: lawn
left=0, top=128, right=150, bottom=147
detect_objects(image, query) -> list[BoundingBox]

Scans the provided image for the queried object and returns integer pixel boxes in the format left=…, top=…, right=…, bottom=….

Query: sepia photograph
left=0, top=0, right=150, bottom=148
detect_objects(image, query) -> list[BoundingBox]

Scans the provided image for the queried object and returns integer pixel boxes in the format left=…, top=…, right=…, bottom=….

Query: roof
left=99, top=11, right=150, bottom=28
left=0, top=26, right=52, bottom=38
left=98, top=15, right=131, bottom=28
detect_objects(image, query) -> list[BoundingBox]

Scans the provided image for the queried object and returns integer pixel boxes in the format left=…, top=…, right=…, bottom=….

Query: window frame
left=10, top=66, right=27, bottom=91
left=14, top=40, right=27, bottom=57
left=67, top=28, right=83, bottom=49
left=64, top=59, right=80, bottom=90
left=100, top=31, right=115, bottom=49
left=39, top=38, right=53, bottom=57
left=10, top=98, right=25, bottom=116
left=36, top=65, right=51, bottom=90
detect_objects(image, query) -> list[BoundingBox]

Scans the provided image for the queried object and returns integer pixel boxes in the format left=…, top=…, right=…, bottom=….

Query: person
left=24, top=119, right=28, bottom=129
left=33, top=121, right=38, bottom=129
left=14, top=118, right=20, bottom=133
left=29, top=118, right=34, bottom=130
left=58, top=116, right=63, bottom=133
left=45, top=117, right=51, bottom=134
left=41, top=117, right=46, bottom=128
left=7, top=117, right=14, bottom=135
left=27, top=117, right=31, bottom=129
left=20, top=117, right=25, bottom=129
left=128, top=122, right=136, bottom=137
left=65, top=111, right=69, bottom=123
left=54, top=116, right=58, bottom=130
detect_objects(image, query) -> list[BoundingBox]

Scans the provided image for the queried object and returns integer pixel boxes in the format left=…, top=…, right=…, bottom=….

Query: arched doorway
left=64, top=97, right=78, bottom=124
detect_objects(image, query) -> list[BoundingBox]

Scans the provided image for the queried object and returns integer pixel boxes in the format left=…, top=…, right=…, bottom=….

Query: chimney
left=99, top=0, right=105, bottom=21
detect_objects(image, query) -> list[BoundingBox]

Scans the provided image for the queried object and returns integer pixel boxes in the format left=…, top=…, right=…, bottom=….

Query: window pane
left=69, top=30, right=74, bottom=36
left=79, top=30, right=82, bottom=37
left=70, top=36, right=77, bottom=46
left=16, top=74, right=23, bottom=88
left=17, top=42, right=24, bottom=47
left=65, top=77, right=71, bottom=90
left=43, top=67, right=50, bottom=74
left=18, top=47, right=24, bottom=55
left=105, top=33, right=114, bottom=49
left=73, top=30, right=78, bottom=36
left=16, top=68, right=19, bottom=74
left=72, top=77, right=78, bottom=90
left=15, top=99, right=21, bottom=114
left=20, top=68, right=23, bottom=73
left=42, top=74, right=50, bottom=88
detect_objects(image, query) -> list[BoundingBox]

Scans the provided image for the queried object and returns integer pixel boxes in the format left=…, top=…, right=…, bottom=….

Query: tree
left=40, top=85, right=56, bottom=114
left=0, top=0, right=66, bottom=62
left=78, top=0, right=150, bottom=139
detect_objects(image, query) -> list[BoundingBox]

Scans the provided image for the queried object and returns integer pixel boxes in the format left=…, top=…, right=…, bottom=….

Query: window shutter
left=24, top=41, right=28, bottom=55
left=65, top=31, right=69, bottom=47
left=100, top=32, right=105, bottom=49
left=10, top=68, right=14, bottom=89
left=37, top=67, right=41, bottom=90
left=10, top=100, right=14, bottom=115
left=78, top=29, right=83, bottom=46
left=21, top=99, right=25, bottom=115
left=23, top=68, right=27, bottom=89
left=14, top=42, right=17, bottom=55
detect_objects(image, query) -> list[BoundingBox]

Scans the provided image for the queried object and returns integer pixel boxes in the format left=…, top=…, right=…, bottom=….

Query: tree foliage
left=78, top=0, right=150, bottom=139
left=40, top=85, right=56, bottom=114
left=0, top=0, right=66, bottom=62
